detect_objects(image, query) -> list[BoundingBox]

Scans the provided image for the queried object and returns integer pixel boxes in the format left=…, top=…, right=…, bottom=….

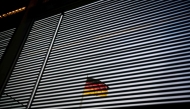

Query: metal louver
left=0, top=28, right=15, bottom=61
left=0, top=14, right=61, bottom=109
left=31, top=0, right=190, bottom=109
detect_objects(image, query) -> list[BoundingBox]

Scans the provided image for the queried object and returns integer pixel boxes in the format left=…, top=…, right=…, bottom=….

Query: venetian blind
left=31, top=0, right=190, bottom=109
left=0, top=14, right=61, bottom=109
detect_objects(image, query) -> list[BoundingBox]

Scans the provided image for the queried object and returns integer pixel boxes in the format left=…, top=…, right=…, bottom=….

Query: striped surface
left=0, top=14, right=61, bottom=109
left=0, top=28, right=15, bottom=61
left=31, top=0, right=190, bottom=109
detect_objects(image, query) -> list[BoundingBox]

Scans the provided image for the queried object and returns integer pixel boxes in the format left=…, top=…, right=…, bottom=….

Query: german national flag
left=83, top=77, right=109, bottom=97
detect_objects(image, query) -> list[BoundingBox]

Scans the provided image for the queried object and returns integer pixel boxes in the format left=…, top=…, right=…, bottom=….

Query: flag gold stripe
left=83, top=89, right=108, bottom=97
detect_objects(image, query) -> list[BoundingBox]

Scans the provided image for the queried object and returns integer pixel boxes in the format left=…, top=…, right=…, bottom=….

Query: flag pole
left=79, top=75, right=88, bottom=109
left=79, top=95, right=84, bottom=109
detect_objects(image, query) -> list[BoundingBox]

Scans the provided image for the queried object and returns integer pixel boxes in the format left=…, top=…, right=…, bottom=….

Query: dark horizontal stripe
left=46, top=49, right=190, bottom=70
left=16, top=56, right=45, bottom=64
left=41, top=67, right=189, bottom=85
left=32, top=91, right=190, bottom=106
left=61, top=7, right=189, bottom=40
left=18, top=49, right=48, bottom=57
left=44, top=57, right=190, bottom=76
left=8, top=75, right=38, bottom=83
left=37, top=76, right=190, bottom=92
left=18, top=53, right=46, bottom=61
left=48, top=44, right=190, bottom=69
left=42, top=64, right=190, bottom=84
left=47, top=46, right=190, bottom=70
left=24, top=37, right=52, bottom=45
left=64, top=1, right=181, bottom=23
left=27, top=34, right=53, bottom=41
left=34, top=89, right=190, bottom=103
left=35, top=81, right=190, bottom=96
left=56, top=16, right=189, bottom=49
left=4, top=87, right=34, bottom=93
left=32, top=99, right=190, bottom=109
left=50, top=34, right=189, bottom=61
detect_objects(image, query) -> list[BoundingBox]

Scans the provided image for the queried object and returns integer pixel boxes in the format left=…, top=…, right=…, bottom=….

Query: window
left=1, top=1, right=190, bottom=109
left=0, top=28, right=15, bottom=61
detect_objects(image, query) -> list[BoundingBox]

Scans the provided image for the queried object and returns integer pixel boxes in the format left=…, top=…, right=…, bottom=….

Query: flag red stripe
left=85, top=82, right=108, bottom=91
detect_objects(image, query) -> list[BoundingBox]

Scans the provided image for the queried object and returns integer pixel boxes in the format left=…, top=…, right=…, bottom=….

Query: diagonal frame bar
left=27, top=14, right=63, bottom=109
